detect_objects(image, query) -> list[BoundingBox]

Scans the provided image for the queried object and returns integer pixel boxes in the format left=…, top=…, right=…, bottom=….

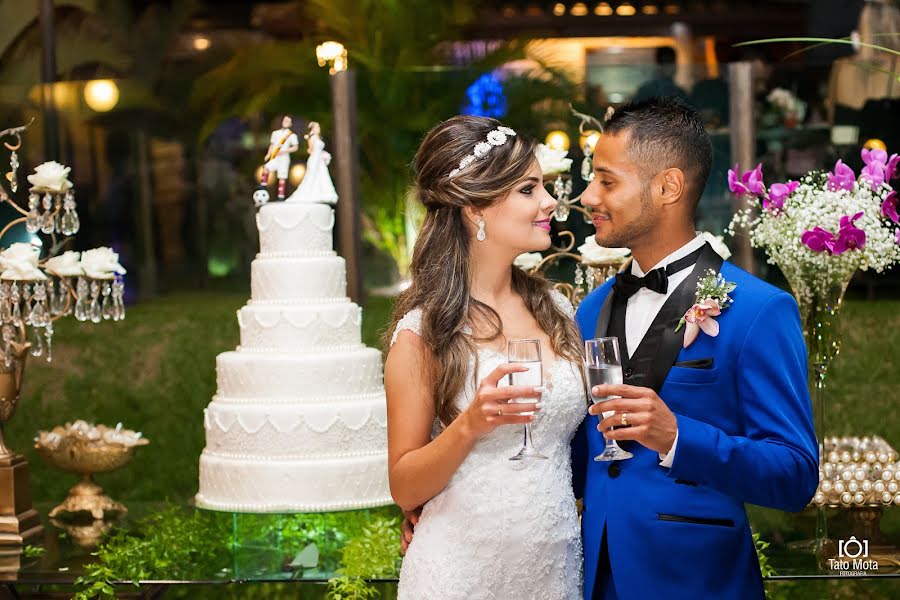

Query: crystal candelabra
left=0, top=120, right=127, bottom=545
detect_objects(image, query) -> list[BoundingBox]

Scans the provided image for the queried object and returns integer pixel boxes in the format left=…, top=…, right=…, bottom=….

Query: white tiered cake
left=196, top=202, right=392, bottom=512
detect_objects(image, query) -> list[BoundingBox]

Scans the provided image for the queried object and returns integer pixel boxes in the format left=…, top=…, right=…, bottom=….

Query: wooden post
left=728, top=61, right=756, bottom=273
left=330, top=70, right=364, bottom=305
left=39, top=0, right=59, bottom=160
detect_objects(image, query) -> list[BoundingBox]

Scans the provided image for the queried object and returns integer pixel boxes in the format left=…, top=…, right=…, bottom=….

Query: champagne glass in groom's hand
left=585, top=337, right=633, bottom=462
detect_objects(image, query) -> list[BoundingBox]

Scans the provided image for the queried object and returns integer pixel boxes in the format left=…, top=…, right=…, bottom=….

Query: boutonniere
left=675, top=269, right=737, bottom=348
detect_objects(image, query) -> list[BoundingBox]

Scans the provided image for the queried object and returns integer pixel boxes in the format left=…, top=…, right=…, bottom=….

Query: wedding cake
left=196, top=202, right=392, bottom=512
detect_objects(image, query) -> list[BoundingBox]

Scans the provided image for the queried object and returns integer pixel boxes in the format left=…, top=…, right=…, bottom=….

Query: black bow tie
left=613, top=245, right=706, bottom=301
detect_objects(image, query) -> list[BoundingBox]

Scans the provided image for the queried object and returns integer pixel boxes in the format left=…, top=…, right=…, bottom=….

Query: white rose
left=513, top=252, right=544, bottom=271
left=26, top=161, right=73, bottom=192
left=80, top=247, right=126, bottom=279
left=701, top=232, right=732, bottom=260
left=577, top=236, right=630, bottom=263
left=535, top=143, right=573, bottom=175
left=0, top=242, right=46, bottom=280
left=43, top=251, right=83, bottom=277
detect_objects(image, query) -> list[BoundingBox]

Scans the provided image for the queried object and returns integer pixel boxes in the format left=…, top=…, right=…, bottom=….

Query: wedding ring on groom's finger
left=620, top=412, right=628, bottom=427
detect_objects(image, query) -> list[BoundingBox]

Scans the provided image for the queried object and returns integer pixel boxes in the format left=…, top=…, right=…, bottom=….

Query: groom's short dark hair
left=603, top=96, right=712, bottom=211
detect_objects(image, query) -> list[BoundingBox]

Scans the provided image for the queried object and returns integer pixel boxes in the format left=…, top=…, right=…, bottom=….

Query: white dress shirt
left=623, top=234, right=706, bottom=467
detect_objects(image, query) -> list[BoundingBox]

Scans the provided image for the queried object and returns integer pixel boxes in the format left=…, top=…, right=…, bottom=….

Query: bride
left=385, top=116, right=587, bottom=599
left=287, top=121, right=338, bottom=204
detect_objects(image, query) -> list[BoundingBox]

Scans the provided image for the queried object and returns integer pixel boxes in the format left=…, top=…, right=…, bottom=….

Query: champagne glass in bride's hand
left=585, top=337, right=633, bottom=462
left=508, top=339, right=548, bottom=461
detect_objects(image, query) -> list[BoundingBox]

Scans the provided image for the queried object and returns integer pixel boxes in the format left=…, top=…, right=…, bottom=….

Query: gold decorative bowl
left=35, top=421, right=148, bottom=520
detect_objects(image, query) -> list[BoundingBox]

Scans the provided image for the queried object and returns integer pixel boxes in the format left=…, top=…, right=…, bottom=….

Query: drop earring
left=476, top=219, right=486, bottom=242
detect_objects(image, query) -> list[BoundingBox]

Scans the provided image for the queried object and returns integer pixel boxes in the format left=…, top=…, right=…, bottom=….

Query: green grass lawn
left=5, top=292, right=899, bottom=598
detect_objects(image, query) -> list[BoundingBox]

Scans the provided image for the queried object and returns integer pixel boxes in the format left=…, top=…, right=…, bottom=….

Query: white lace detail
left=390, top=308, right=424, bottom=346
left=395, top=300, right=585, bottom=600
left=549, top=288, right=576, bottom=319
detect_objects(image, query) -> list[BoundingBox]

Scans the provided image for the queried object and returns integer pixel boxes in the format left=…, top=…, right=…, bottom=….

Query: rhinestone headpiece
left=448, top=126, right=517, bottom=178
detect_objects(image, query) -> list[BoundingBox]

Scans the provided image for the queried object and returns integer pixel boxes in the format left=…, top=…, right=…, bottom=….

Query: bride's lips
left=532, top=219, right=551, bottom=231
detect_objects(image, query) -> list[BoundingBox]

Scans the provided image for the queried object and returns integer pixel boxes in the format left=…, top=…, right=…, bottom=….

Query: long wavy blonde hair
left=385, top=115, right=586, bottom=426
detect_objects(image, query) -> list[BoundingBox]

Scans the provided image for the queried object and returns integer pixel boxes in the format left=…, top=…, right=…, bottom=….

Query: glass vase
left=784, top=270, right=853, bottom=560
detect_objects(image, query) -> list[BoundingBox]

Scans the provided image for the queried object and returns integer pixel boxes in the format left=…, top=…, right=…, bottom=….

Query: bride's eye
left=519, top=185, right=534, bottom=195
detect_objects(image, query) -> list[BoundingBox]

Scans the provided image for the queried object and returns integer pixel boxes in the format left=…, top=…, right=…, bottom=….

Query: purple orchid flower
left=862, top=162, right=887, bottom=190
left=765, top=181, right=798, bottom=212
left=743, top=163, right=767, bottom=196
left=728, top=163, right=767, bottom=197
left=801, top=227, right=836, bottom=253
left=827, top=160, right=856, bottom=192
left=832, top=212, right=867, bottom=254
left=727, top=164, right=749, bottom=195
left=896, top=229, right=900, bottom=245
left=882, top=190, right=899, bottom=224
left=862, top=148, right=888, bottom=166
left=887, top=154, right=900, bottom=181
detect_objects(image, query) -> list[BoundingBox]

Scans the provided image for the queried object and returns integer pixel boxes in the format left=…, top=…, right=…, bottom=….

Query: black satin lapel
left=647, top=243, right=724, bottom=392
left=593, top=289, right=616, bottom=339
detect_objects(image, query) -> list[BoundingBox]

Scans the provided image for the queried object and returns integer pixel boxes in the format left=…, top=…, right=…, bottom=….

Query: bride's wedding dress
left=393, top=291, right=585, bottom=600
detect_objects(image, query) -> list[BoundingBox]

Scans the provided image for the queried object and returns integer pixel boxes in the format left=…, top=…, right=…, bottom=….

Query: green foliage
left=326, top=517, right=402, bottom=600
left=73, top=504, right=232, bottom=599
left=22, top=544, right=46, bottom=558
left=753, top=531, right=776, bottom=578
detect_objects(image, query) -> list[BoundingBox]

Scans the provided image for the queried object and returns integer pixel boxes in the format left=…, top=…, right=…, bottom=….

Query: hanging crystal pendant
left=112, top=277, right=125, bottom=321
left=59, top=277, right=73, bottom=315
left=10, top=282, right=21, bottom=326
left=60, top=191, right=80, bottom=235
left=553, top=203, right=571, bottom=222
left=574, top=264, right=584, bottom=287
left=21, top=283, right=32, bottom=325
left=28, top=282, right=49, bottom=327
left=47, top=280, right=60, bottom=315
left=29, top=325, right=44, bottom=357
left=586, top=266, right=595, bottom=290
left=26, top=193, right=41, bottom=234
left=581, top=155, right=594, bottom=182
left=40, top=193, right=55, bottom=234
left=0, top=282, right=9, bottom=322
left=1, top=325, right=13, bottom=369
left=9, top=150, right=18, bottom=193
left=74, top=277, right=89, bottom=322
left=45, top=321, right=54, bottom=363
left=89, top=280, right=102, bottom=323
left=101, top=281, right=114, bottom=320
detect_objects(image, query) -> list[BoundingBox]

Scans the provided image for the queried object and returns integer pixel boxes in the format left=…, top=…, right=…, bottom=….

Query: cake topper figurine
left=286, top=122, right=338, bottom=205
left=255, top=116, right=299, bottom=206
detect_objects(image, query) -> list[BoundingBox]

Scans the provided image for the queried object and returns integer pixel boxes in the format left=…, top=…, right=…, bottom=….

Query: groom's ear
left=657, top=168, right=685, bottom=207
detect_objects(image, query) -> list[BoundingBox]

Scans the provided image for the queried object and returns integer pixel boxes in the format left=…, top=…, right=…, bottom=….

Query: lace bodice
left=392, top=290, right=586, bottom=600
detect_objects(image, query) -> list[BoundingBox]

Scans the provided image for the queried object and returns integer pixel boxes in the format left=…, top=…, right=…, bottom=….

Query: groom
left=573, top=97, right=818, bottom=600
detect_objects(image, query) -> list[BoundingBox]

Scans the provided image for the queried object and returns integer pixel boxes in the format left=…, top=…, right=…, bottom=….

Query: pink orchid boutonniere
left=675, top=269, right=737, bottom=348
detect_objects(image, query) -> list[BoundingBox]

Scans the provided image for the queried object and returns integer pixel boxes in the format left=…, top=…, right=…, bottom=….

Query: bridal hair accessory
left=448, top=126, right=517, bottom=178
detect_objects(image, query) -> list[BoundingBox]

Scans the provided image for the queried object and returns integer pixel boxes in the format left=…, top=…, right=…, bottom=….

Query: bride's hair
left=386, top=115, right=586, bottom=426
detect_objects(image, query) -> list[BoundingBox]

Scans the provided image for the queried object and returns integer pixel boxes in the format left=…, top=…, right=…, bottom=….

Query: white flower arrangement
left=513, top=252, right=544, bottom=271
left=80, top=247, right=127, bottom=280
left=576, top=236, right=630, bottom=264
left=26, top=161, right=73, bottom=192
left=728, top=149, right=900, bottom=307
left=535, top=143, right=573, bottom=176
left=766, top=87, right=806, bottom=121
left=42, top=251, right=83, bottom=277
left=0, top=243, right=46, bottom=280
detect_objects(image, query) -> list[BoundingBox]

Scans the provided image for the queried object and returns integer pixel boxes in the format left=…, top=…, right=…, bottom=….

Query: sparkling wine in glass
left=508, top=339, right=547, bottom=461
left=585, top=337, right=633, bottom=462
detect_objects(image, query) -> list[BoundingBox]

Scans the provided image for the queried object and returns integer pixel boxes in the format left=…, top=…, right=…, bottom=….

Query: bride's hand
left=461, top=363, right=543, bottom=440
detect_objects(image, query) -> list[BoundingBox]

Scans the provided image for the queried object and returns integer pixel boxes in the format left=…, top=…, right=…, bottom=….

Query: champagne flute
left=585, top=337, right=633, bottom=462
left=507, top=339, right=547, bottom=461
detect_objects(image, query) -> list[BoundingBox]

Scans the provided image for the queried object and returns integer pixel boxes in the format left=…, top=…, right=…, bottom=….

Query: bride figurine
left=287, top=122, right=338, bottom=205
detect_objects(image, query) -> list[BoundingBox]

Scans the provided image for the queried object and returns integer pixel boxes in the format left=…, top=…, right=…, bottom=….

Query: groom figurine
left=573, top=97, right=818, bottom=600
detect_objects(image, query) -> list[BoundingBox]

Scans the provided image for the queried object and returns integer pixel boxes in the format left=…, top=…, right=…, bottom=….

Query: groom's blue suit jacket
left=573, top=246, right=818, bottom=600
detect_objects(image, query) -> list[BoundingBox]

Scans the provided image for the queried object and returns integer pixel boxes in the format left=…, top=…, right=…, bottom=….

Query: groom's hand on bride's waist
left=400, top=506, right=422, bottom=555
left=588, top=385, right=678, bottom=456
